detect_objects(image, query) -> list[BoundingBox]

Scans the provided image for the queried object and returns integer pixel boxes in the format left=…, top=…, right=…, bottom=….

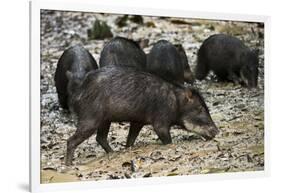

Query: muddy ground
left=40, top=10, right=264, bottom=183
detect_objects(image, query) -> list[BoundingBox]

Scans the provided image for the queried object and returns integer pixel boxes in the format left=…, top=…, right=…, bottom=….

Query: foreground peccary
left=54, top=45, right=98, bottom=109
left=146, top=40, right=185, bottom=85
left=65, top=65, right=219, bottom=165
left=99, top=36, right=146, bottom=70
left=195, top=34, right=259, bottom=88
left=174, top=44, right=195, bottom=84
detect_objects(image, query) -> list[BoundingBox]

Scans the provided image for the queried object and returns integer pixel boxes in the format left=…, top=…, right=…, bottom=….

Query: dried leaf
left=121, top=161, right=131, bottom=168
left=167, top=172, right=179, bottom=176
left=201, top=167, right=230, bottom=174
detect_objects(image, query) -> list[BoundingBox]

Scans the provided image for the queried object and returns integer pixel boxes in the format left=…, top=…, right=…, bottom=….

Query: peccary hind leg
left=195, top=53, right=209, bottom=80
left=57, top=92, right=68, bottom=109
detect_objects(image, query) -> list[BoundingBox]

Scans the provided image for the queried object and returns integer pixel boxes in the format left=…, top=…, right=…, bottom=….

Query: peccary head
left=240, top=49, right=259, bottom=88
left=178, top=87, right=219, bottom=140
left=65, top=71, right=84, bottom=112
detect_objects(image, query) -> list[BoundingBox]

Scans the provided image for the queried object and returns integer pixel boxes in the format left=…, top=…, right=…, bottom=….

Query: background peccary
left=54, top=45, right=98, bottom=110
left=65, top=65, right=219, bottom=165
left=195, top=34, right=259, bottom=88
left=146, top=40, right=185, bottom=85
left=174, top=44, right=195, bottom=84
left=99, top=36, right=146, bottom=70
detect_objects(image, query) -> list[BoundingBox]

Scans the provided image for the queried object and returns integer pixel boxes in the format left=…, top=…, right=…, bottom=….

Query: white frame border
left=30, top=0, right=271, bottom=192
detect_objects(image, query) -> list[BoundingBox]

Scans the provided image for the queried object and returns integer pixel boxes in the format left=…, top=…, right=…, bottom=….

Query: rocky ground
left=40, top=10, right=264, bottom=183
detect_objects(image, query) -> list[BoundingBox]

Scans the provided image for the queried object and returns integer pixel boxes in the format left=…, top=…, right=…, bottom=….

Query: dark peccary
left=99, top=36, right=146, bottom=70
left=146, top=40, right=185, bottom=85
left=174, top=44, right=195, bottom=84
left=65, top=65, right=219, bottom=165
left=54, top=45, right=98, bottom=110
left=195, top=34, right=259, bottom=88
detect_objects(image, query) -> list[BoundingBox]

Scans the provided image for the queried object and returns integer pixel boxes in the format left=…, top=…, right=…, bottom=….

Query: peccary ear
left=66, top=71, right=73, bottom=80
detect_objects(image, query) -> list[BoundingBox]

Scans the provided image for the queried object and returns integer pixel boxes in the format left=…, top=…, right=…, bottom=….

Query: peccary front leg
left=65, top=120, right=97, bottom=166
left=153, top=123, right=172, bottom=145
left=126, top=122, right=143, bottom=147
left=96, top=122, right=113, bottom=153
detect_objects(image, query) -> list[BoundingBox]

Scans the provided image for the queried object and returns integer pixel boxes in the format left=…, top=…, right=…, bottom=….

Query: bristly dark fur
left=54, top=44, right=98, bottom=110
left=195, top=34, right=258, bottom=88
left=99, top=36, right=146, bottom=70
left=146, top=40, right=185, bottom=85
left=65, top=65, right=218, bottom=165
